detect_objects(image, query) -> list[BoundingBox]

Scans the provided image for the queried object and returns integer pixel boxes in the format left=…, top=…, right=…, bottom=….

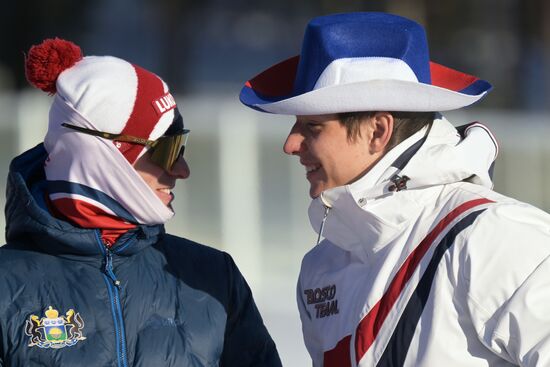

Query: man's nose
left=168, top=156, right=190, bottom=179
left=283, top=128, right=305, bottom=156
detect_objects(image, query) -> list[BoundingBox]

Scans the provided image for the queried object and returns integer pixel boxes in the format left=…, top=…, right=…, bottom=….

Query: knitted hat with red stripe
left=25, top=38, right=178, bottom=241
left=26, top=38, right=177, bottom=163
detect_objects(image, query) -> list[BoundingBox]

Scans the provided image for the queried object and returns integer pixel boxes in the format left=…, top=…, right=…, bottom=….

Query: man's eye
left=307, top=123, right=322, bottom=131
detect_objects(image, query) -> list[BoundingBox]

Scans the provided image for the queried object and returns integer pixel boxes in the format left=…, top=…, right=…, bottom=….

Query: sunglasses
left=61, top=123, right=190, bottom=171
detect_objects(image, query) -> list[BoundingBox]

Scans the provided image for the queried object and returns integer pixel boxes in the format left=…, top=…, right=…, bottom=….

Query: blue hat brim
left=240, top=56, right=492, bottom=115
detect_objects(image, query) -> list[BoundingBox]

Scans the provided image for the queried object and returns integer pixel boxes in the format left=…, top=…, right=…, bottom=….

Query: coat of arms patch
left=25, top=306, right=86, bottom=348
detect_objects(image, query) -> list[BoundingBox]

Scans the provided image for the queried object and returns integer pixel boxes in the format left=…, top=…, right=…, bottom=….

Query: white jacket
left=298, top=117, right=550, bottom=367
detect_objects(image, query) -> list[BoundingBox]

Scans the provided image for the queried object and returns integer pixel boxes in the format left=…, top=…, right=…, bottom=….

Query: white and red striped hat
left=25, top=38, right=179, bottom=227
left=26, top=38, right=179, bottom=163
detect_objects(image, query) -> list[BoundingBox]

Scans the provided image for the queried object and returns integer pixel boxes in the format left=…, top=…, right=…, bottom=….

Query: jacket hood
left=308, top=116, right=498, bottom=257
left=5, top=144, right=163, bottom=257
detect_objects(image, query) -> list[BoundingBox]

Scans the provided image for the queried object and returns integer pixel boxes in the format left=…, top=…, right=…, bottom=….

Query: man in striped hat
left=240, top=12, right=550, bottom=366
left=0, top=38, right=282, bottom=366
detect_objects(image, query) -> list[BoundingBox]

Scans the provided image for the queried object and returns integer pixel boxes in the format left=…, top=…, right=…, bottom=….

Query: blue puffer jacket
left=0, top=145, right=282, bottom=367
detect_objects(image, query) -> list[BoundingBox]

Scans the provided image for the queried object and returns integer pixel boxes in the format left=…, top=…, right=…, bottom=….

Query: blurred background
left=1, top=0, right=549, bottom=365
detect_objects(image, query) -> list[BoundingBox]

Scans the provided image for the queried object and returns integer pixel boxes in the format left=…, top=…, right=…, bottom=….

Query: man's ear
left=368, top=111, right=393, bottom=154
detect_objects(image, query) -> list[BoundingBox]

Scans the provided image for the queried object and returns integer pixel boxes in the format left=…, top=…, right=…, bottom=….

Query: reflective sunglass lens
left=149, top=132, right=188, bottom=171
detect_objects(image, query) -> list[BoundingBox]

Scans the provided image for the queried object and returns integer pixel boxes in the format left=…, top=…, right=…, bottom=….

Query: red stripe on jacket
left=323, top=198, right=493, bottom=366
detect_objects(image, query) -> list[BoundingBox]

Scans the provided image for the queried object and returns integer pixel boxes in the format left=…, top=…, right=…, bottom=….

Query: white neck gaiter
left=44, top=96, right=173, bottom=226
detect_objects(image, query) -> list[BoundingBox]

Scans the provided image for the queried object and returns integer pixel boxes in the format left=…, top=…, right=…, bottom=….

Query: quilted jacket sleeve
left=220, top=253, right=282, bottom=367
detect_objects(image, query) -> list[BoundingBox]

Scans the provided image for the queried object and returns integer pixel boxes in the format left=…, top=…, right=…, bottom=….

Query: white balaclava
left=25, top=38, right=180, bottom=242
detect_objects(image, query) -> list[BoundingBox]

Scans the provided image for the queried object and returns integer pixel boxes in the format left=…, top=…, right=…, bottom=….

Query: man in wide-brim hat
left=241, top=12, right=550, bottom=367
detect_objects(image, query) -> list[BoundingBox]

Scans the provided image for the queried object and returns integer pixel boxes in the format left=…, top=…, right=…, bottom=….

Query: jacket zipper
left=316, top=205, right=331, bottom=246
left=95, top=230, right=129, bottom=367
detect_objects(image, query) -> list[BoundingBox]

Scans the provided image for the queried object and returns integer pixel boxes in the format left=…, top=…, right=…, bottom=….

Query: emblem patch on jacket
left=25, top=306, right=86, bottom=349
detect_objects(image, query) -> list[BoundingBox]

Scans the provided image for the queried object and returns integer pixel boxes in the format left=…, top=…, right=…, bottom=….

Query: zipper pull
left=316, top=192, right=333, bottom=246
left=316, top=205, right=330, bottom=246
left=104, top=251, right=121, bottom=288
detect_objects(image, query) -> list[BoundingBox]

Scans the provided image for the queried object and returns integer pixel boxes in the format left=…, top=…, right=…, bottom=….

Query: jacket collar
left=308, top=116, right=497, bottom=260
left=5, top=144, right=164, bottom=258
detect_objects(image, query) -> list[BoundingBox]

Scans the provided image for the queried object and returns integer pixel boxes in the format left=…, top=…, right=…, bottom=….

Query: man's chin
left=309, top=185, right=323, bottom=199
left=166, top=198, right=175, bottom=211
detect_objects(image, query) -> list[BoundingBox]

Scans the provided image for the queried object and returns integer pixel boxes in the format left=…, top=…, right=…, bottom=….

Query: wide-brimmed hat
left=240, top=12, right=492, bottom=115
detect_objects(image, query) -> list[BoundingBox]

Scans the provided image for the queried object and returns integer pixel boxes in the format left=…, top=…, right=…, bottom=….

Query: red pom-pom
left=25, top=38, right=83, bottom=94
